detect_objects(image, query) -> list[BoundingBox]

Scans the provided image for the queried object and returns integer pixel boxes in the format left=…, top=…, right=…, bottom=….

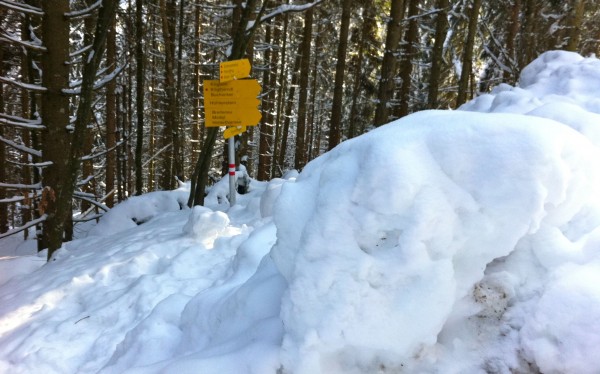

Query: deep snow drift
left=2, top=51, right=600, bottom=373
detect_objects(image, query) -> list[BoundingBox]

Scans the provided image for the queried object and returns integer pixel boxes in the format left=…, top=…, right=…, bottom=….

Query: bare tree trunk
left=191, top=1, right=202, bottom=168
left=396, top=0, right=420, bottom=118
left=0, top=44, right=6, bottom=233
left=277, top=52, right=301, bottom=175
left=159, top=0, right=180, bottom=189
left=566, top=0, right=585, bottom=51
left=41, top=0, right=118, bottom=259
left=328, top=0, right=351, bottom=150
left=294, top=7, right=314, bottom=170
left=40, top=0, right=73, bottom=255
left=456, top=0, right=482, bottom=107
left=272, top=10, right=289, bottom=177
left=504, top=0, right=521, bottom=83
left=257, top=24, right=273, bottom=181
left=374, top=0, right=405, bottom=126
left=427, top=0, right=449, bottom=108
left=135, top=0, right=145, bottom=194
left=106, top=14, right=117, bottom=207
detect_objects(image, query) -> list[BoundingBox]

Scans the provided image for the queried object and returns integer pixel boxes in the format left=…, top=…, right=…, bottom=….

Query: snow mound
left=270, top=110, right=600, bottom=373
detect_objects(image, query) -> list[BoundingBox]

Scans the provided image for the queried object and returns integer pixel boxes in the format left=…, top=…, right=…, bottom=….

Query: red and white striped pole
left=228, top=136, right=236, bottom=206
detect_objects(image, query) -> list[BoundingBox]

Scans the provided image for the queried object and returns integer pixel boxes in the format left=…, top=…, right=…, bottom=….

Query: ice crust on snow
left=2, top=51, right=600, bottom=373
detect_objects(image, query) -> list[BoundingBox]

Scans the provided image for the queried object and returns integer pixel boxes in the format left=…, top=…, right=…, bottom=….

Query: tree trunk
left=41, top=0, right=118, bottom=260
left=328, top=0, right=352, bottom=150
left=374, top=0, right=405, bottom=126
left=503, top=0, right=521, bottom=83
left=294, top=7, right=314, bottom=170
left=396, top=0, right=420, bottom=118
left=257, top=24, right=273, bottom=181
left=106, top=12, right=117, bottom=207
left=427, top=0, right=449, bottom=108
left=135, top=0, right=144, bottom=194
left=0, top=44, right=6, bottom=233
left=159, top=0, right=180, bottom=189
left=40, top=0, right=73, bottom=256
left=191, top=2, right=202, bottom=169
left=272, top=10, right=289, bottom=177
left=456, top=0, right=482, bottom=107
left=566, top=0, right=585, bottom=51
left=277, top=51, right=301, bottom=175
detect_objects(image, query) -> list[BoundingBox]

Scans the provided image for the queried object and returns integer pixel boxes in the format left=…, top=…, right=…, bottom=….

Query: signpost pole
left=228, top=136, right=236, bottom=206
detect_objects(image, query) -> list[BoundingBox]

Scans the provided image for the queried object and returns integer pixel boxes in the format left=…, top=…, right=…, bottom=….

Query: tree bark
left=294, top=7, right=313, bottom=170
left=135, top=0, right=144, bottom=194
left=566, top=0, right=585, bottom=51
left=159, top=0, right=181, bottom=190
left=257, top=24, right=273, bottom=181
left=0, top=44, right=6, bottom=233
left=41, top=0, right=118, bottom=260
left=396, top=0, right=420, bottom=118
left=374, top=0, right=405, bottom=126
left=456, top=0, right=482, bottom=107
left=427, top=0, right=449, bottom=108
left=328, top=0, right=351, bottom=150
left=106, top=13, right=117, bottom=207
left=40, top=0, right=73, bottom=256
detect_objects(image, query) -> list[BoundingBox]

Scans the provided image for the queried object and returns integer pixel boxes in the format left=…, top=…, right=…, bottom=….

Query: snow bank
left=271, top=110, right=600, bottom=373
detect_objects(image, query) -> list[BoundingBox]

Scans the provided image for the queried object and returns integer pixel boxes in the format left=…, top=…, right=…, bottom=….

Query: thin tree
left=427, top=0, right=449, bottom=108
left=374, top=0, right=405, bottom=126
left=294, top=7, right=314, bottom=170
left=456, top=0, right=482, bottom=107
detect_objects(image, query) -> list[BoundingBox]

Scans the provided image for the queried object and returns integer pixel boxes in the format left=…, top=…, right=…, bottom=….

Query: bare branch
left=0, top=214, right=47, bottom=240
left=0, top=0, right=43, bottom=16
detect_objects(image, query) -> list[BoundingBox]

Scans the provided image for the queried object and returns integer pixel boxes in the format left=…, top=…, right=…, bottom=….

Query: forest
left=0, top=0, right=597, bottom=260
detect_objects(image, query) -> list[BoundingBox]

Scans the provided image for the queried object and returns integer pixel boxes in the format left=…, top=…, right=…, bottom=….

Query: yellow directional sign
left=204, top=80, right=261, bottom=99
left=220, top=59, right=251, bottom=82
left=204, top=79, right=262, bottom=128
left=224, top=126, right=247, bottom=140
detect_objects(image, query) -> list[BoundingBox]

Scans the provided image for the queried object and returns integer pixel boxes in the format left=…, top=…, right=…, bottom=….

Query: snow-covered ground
left=2, top=50, right=600, bottom=373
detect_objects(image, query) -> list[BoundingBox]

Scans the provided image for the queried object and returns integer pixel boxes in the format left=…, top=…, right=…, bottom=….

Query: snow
left=2, top=50, right=600, bottom=373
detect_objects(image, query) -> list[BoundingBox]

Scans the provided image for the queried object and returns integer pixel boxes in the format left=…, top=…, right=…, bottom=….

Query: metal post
left=228, top=136, right=236, bottom=206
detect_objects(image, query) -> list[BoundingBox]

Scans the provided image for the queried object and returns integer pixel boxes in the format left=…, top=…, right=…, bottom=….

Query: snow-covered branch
left=81, top=138, right=126, bottom=161
left=0, top=76, right=47, bottom=92
left=0, top=182, right=42, bottom=190
left=65, top=0, right=102, bottom=19
left=0, top=116, right=45, bottom=130
left=0, top=30, right=47, bottom=51
left=63, top=63, right=127, bottom=95
left=0, top=214, right=46, bottom=240
left=73, top=192, right=109, bottom=212
left=0, top=0, right=43, bottom=16
left=0, top=134, right=42, bottom=157
left=255, top=0, right=325, bottom=27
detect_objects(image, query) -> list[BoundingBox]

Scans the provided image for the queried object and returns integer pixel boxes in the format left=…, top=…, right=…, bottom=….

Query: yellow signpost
left=202, top=59, right=261, bottom=207
left=224, top=126, right=247, bottom=140
left=219, top=59, right=251, bottom=82
left=203, top=80, right=262, bottom=127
